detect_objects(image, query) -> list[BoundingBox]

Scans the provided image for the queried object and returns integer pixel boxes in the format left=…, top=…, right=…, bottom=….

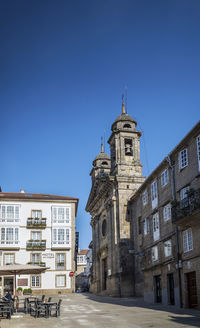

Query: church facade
left=86, top=102, right=145, bottom=296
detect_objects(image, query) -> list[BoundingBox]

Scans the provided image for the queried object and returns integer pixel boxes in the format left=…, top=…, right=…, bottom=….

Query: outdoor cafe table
left=40, top=302, right=57, bottom=318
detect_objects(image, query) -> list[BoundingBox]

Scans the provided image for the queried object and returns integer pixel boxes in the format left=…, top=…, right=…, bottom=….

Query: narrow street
left=1, top=293, right=200, bottom=328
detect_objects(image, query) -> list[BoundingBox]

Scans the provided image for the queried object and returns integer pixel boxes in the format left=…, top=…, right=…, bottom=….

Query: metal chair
left=47, top=297, right=52, bottom=302
left=49, top=299, right=62, bottom=317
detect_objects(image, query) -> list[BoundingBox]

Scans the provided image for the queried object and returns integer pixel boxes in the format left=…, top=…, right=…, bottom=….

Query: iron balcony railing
left=27, top=261, right=46, bottom=267
left=172, top=188, right=200, bottom=222
left=27, top=218, right=47, bottom=227
left=26, top=240, right=46, bottom=250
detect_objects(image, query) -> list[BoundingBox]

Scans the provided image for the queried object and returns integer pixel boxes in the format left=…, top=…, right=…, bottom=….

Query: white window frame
left=163, top=203, right=171, bottom=222
left=56, top=275, right=66, bottom=287
left=183, top=228, right=193, bottom=253
left=52, top=206, right=71, bottom=224
left=151, top=180, right=158, bottom=209
left=144, top=217, right=150, bottom=235
left=152, top=246, right=158, bottom=262
left=197, top=135, right=200, bottom=171
left=179, top=148, right=188, bottom=170
left=180, top=186, right=189, bottom=200
left=142, top=190, right=148, bottom=206
left=31, top=275, right=40, bottom=287
left=164, top=239, right=172, bottom=257
left=52, top=228, right=70, bottom=246
left=0, top=204, right=20, bottom=222
left=4, top=254, right=15, bottom=265
left=0, top=227, right=19, bottom=245
left=153, top=212, right=160, bottom=241
left=161, top=168, right=169, bottom=187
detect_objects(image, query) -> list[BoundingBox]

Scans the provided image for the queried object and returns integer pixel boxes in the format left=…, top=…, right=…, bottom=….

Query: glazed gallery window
left=151, top=180, right=158, bottom=209
left=56, top=275, right=65, bottom=287
left=152, top=246, right=158, bottom=262
left=163, top=203, right=171, bottom=222
left=0, top=227, right=19, bottom=245
left=142, top=189, right=148, bottom=206
left=180, top=186, right=190, bottom=200
left=164, top=240, right=172, bottom=257
left=52, top=207, right=70, bottom=224
left=161, top=168, right=169, bottom=187
left=4, top=254, right=15, bottom=265
left=52, top=228, right=70, bottom=245
left=77, top=255, right=86, bottom=264
left=179, top=149, right=188, bottom=170
left=183, top=228, right=193, bottom=253
left=31, top=276, right=40, bottom=287
left=0, top=205, right=20, bottom=222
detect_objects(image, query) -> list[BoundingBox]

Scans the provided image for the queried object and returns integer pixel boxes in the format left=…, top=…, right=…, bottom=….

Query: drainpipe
left=166, top=156, right=183, bottom=308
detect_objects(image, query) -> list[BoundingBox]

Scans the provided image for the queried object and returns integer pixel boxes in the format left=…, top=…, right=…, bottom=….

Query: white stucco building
left=0, top=190, right=78, bottom=295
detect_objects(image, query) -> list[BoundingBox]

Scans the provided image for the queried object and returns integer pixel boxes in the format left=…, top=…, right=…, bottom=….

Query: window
left=32, top=253, right=40, bottom=264
left=163, top=203, right=171, bottom=222
left=151, top=180, right=158, bottom=209
left=0, top=205, right=20, bottom=222
left=77, top=255, right=86, bottom=264
left=32, top=210, right=41, bottom=219
left=31, top=276, right=40, bottom=287
left=152, top=246, right=158, bottom=262
left=153, top=212, right=160, bottom=241
left=138, top=217, right=142, bottom=234
left=4, top=254, right=15, bottom=265
left=142, top=190, right=148, bottom=206
left=56, top=253, right=65, bottom=269
left=179, top=149, right=188, bottom=170
left=144, top=218, right=150, bottom=235
left=196, top=135, right=200, bottom=171
left=183, top=228, right=193, bottom=253
left=180, top=186, right=189, bottom=200
left=52, top=228, right=70, bottom=246
left=161, top=168, right=169, bottom=187
left=56, top=275, right=66, bottom=287
left=124, top=139, right=133, bottom=156
left=0, top=227, right=19, bottom=245
left=32, top=232, right=41, bottom=240
left=164, top=240, right=172, bottom=257
left=52, top=207, right=70, bottom=224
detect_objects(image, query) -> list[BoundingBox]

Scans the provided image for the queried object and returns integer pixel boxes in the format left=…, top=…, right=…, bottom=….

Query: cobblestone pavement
left=1, top=293, right=200, bottom=328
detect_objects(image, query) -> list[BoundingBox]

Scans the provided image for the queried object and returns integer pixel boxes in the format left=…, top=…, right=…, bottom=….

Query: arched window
left=102, top=161, right=108, bottom=166
left=123, top=124, right=131, bottom=128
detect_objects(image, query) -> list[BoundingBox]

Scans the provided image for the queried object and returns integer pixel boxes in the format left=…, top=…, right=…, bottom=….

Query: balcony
left=172, top=188, right=200, bottom=223
left=27, top=261, right=46, bottom=267
left=26, top=218, right=47, bottom=228
left=26, top=240, right=46, bottom=250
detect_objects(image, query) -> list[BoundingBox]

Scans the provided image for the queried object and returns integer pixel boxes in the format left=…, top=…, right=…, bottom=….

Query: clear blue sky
left=1, top=0, right=200, bottom=248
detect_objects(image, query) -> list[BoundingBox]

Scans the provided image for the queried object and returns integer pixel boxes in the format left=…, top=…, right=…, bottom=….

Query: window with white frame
left=32, top=231, right=41, bottom=240
left=56, top=275, right=65, bottom=287
left=153, top=212, right=160, bottom=241
left=179, top=149, right=188, bottom=170
left=0, top=227, right=19, bottom=245
left=52, top=207, right=70, bottom=224
left=180, top=186, right=190, bottom=200
left=196, top=135, right=200, bottom=171
left=142, top=189, right=148, bottom=206
left=152, top=246, right=158, bottom=262
left=77, top=255, right=86, bottom=264
left=144, top=217, right=150, bottom=235
left=163, top=203, right=171, bottom=222
left=56, top=253, right=65, bottom=269
left=4, top=254, right=15, bottom=265
left=32, top=253, right=41, bottom=264
left=183, top=228, right=193, bottom=253
left=31, top=276, right=40, bottom=287
left=164, top=239, right=172, bottom=257
left=32, top=210, right=41, bottom=219
left=151, top=180, right=158, bottom=209
left=0, top=205, right=20, bottom=222
left=52, top=228, right=70, bottom=245
left=161, top=168, right=169, bottom=187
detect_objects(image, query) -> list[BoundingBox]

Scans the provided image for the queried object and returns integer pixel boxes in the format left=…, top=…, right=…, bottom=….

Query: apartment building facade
left=129, top=121, right=200, bottom=309
left=0, top=191, right=78, bottom=295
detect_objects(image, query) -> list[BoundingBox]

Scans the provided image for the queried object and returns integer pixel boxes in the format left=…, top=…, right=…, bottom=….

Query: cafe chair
left=49, top=299, right=62, bottom=317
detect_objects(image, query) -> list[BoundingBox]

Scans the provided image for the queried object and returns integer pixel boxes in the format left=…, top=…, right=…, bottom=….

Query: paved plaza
left=1, top=293, right=200, bottom=328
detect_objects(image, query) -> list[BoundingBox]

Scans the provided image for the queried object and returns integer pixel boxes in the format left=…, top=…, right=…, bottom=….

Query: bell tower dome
left=108, top=99, right=143, bottom=177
